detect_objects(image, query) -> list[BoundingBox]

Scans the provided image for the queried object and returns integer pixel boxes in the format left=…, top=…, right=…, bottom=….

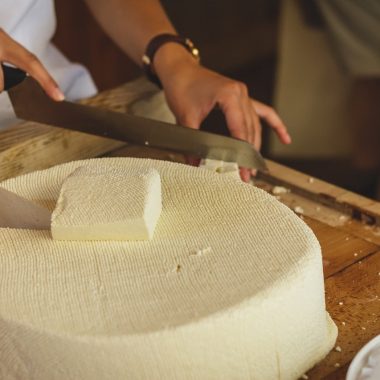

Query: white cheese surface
left=51, top=166, right=162, bottom=241
left=0, top=158, right=337, bottom=380
left=199, top=158, right=240, bottom=179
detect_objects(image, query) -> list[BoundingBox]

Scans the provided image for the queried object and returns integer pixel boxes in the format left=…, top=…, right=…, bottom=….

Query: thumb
left=176, top=110, right=202, bottom=130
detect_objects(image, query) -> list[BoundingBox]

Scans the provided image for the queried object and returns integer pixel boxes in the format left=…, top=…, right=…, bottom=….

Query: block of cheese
left=199, top=158, right=240, bottom=179
left=51, top=166, right=162, bottom=241
left=0, top=158, right=337, bottom=380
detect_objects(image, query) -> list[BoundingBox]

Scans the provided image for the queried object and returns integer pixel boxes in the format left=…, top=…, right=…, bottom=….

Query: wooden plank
left=258, top=160, right=380, bottom=225
left=0, top=125, right=124, bottom=182
left=307, top=250, right=380, bottom=379
left=342, top=221, right=380, bottom=247
left=255, top=177, right=380, bottom=247
left=304, top=217, right=380, bottom=278
left=0, top=78, right=173, bottom=181
left=323, top=364, right=348, bottom=380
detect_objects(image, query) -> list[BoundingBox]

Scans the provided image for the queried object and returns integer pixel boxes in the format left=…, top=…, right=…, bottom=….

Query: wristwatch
left=142, top=33, right=200, bottom=88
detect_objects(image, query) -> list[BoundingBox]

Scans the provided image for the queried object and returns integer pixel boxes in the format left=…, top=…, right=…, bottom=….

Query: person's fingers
left=238, top=89, right=263, bottom=180
left=176, top=108, right=203, bottom=130
left=252, top=99, right=291, bottom=144
left=185, top=155, right=201, bottom=167
left=246, top=101, right=265, bottom=177
left=219, top=93, right=253, bottom=182
left=6, top=50, right=64, bottom=101
left=250, top=104, right=262, bottom=151
left=0, top=65, right=3, bottom=93
left=175, top=108, right=205, bottom=168
left=217, top=82, right=259, bottom=182
left=242, top=96, right=254, bottom=146
left=0, top=29, right=64, bottom=101
left=240, top=168, right=251, bottom=183
left=217, top=85, right=249, bottom=142
left=234, top=82, right=253, bottom=145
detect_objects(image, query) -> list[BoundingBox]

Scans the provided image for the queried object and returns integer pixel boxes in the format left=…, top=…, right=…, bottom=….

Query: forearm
left=83, top=0, right=178, bottom=65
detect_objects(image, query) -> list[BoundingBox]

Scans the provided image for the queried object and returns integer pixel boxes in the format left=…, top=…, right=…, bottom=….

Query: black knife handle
left=1, top=64, right=27, bottom=91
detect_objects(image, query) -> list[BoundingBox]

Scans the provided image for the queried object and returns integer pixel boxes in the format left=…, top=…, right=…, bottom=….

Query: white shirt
left=0, top=0, right=97, bottom=128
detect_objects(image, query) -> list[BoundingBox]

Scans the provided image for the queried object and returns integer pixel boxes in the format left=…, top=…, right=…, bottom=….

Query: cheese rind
left=51, top=166, right=162, bottom=241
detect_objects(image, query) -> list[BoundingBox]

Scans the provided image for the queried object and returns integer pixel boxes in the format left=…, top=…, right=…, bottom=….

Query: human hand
left=0, top=28, right=64, bottom=101
left=154, top=44, right=291, bottom=182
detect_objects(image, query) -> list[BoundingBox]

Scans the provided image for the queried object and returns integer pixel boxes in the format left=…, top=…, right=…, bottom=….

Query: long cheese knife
left=3, top=64, right=267, bottom=171
left=0, top=187, right=51, bottom=230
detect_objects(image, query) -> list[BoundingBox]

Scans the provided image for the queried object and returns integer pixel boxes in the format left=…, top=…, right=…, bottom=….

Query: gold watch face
left=142, top=54, right=151, bottom=65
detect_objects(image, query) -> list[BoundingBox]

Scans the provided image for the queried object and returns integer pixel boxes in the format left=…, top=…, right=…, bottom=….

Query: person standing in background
left=319, top=0, right=380, bottom=197
left=273, top=0, right=380, bottom=197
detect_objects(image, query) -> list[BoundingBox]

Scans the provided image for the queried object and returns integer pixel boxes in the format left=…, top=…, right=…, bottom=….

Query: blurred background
left=53, top=0, right=380, bottom=200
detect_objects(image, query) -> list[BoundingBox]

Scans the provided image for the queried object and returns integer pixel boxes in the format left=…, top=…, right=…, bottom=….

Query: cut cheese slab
left=199, top=158, right=240, bottom=179
left=0, top=158, right=337, bottom=380
left=51, top=166, right=162, bottom=241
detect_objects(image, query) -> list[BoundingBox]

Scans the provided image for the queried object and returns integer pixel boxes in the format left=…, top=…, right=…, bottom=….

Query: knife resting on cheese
left=2, top=64, right=267, bottom=171
left=0, top=187, right=51, bottom=229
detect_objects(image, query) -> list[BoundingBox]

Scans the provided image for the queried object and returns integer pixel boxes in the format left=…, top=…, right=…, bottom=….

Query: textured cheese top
left=0, top=158, right=337, bottom=380
left=51, top=166, right=162, bottom=240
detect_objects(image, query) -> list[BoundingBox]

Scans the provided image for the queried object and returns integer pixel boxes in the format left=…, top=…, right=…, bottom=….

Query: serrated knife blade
left=7, top=75, right=267, bottom=171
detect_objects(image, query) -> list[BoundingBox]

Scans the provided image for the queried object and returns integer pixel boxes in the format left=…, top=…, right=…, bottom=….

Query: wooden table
left=1, top=80, right=379, bottom=379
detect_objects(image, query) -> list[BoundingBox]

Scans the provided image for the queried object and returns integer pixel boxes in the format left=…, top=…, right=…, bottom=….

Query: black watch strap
left=142, top=33, right=200, bottom=88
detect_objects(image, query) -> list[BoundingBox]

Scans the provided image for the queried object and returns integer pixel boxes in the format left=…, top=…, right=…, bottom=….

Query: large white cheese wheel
left=0, top=158, right=337, bottom=380
left=51, top=166, right=162, bottom=241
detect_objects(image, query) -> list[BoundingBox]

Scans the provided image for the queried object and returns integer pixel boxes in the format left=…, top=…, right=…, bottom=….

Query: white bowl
left=347, top=335, right=380, bottom=380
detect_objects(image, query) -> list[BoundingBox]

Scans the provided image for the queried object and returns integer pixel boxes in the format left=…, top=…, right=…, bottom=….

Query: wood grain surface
left=1, top=82, right=379, bottom=379
left=0, top=78, right=170, bottom=182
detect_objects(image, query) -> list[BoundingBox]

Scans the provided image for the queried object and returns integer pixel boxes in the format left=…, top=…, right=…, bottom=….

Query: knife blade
left=3, top=64, right=267, bottom=171
left=0, top=187, right=51, bottom=230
